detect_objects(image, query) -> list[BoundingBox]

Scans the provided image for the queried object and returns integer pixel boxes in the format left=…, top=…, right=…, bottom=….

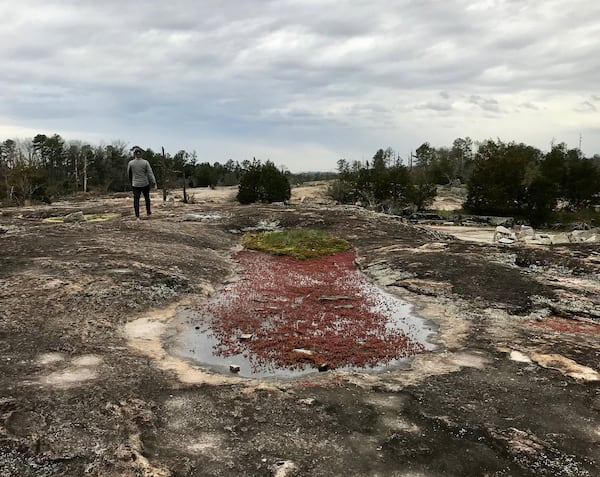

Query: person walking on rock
left=127, top=146, right=157, bottom=220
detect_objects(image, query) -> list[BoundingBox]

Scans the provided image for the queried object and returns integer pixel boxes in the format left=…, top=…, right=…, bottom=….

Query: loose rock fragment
left=63, top=211, right=86, bottom=223
left=318, top=295, right=352, bottom=301
left=292, top=348, right=315, bottom=356
left=272, top=460, right=297, bottom=477
left=297, top=398, right=316, bottom=406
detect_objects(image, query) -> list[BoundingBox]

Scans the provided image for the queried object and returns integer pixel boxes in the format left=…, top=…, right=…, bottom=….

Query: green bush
left=237, top=160, right=291, bottom=204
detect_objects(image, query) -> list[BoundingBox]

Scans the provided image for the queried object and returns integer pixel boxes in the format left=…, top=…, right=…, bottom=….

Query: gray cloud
left=575, top=101, right=597, bottom=113
left=415, top=102, right=453, bottom=112
left=468, top=95, right=501, bottom=113
left=518, top=102, right=539, bottom=111
left=1, top=0, right=600, bottom=170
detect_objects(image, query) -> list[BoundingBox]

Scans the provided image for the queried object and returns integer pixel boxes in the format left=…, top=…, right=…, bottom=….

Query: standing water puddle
left=167, top=250, right=435, bottom=379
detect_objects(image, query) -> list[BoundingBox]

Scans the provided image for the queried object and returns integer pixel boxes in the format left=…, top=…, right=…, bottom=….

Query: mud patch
left=499, top=347, right=600, bottom=382
left=27, top=353, right=103, bottom=388
left=531, top=353, right=600, bottom=382
left=36, top=352, right=66, bottom=366
left=124, top=300, right=248, bottom=386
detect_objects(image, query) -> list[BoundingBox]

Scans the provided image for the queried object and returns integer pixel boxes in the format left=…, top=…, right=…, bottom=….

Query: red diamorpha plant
left=195, top=249, right=425, bottom=373
left=530, top=316, right=600, bottom=334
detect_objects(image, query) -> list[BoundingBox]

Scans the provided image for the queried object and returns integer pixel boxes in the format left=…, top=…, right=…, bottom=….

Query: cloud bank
left=1, top=0, right=598, bottom=170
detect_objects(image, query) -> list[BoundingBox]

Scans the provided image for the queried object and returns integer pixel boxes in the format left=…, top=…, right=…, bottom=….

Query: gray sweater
left=127, top=158, right=156, bottom=187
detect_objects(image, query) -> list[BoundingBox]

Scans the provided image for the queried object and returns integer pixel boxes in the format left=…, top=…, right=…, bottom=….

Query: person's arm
left=127, top=162, right=132, bottom=184
left=146, top=161, right=157, bottom=188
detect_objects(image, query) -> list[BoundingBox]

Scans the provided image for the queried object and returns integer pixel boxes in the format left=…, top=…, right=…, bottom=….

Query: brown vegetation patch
left=531, top=316, right=600, bottom=335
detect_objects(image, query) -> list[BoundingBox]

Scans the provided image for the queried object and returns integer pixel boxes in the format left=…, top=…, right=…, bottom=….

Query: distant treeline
left=331, top=137, right=600, bottom=225
left=0, top=134, right=336, bottom=205
left=1, top=134, right=599, bottom=226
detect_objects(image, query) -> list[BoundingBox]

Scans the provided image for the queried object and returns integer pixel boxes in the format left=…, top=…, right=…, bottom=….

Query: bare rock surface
left=1, top=186, right=599, bottom=476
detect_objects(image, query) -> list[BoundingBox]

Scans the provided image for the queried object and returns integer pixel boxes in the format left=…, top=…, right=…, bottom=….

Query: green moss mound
left=243, top=228, right=352, bottom=259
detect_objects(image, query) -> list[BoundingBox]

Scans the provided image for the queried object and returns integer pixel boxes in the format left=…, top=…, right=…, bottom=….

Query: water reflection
left=167, top=250, right=435, bottom=379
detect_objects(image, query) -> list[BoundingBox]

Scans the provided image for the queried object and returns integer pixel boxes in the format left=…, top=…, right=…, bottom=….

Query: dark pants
left=132, top=185, right=151, bottom=217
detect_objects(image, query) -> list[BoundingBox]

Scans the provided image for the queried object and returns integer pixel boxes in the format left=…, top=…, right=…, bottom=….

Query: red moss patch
left=195, top=249, right=425, bottom=373
left=531, top=316, right=600, bottom=334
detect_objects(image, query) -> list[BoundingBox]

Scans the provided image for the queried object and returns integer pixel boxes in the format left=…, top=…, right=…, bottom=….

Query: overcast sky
left=1, top=0, right=599, bottom=171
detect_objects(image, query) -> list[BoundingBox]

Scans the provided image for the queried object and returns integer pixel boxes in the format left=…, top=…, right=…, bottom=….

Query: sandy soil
left=172, top=182, right=334, bottom=206
left=1, top=184, right=600, bottom=476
